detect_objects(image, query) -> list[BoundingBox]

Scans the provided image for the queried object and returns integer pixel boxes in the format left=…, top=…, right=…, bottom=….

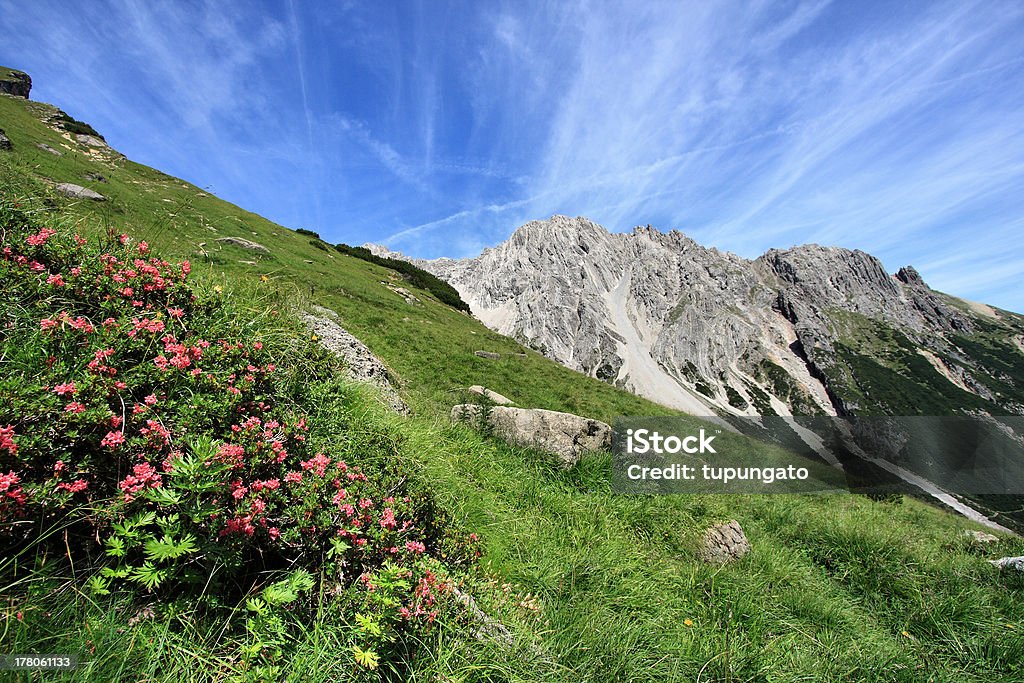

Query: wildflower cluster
left=0, top=200, right=456, bottom=667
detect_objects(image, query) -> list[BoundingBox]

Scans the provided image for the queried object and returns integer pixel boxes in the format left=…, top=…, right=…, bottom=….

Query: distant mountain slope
left=378, top=215, right=1024, bottom=418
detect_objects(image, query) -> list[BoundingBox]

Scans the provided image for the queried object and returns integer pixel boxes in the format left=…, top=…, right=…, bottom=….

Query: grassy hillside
left=3, top=82, right=1024, bottom=682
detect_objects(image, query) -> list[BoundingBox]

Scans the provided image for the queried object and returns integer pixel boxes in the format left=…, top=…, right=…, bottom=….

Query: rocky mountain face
left=375, top=215, right=1024, bottom=418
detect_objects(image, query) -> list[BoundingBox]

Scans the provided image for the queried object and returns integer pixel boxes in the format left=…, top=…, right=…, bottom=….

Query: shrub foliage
left=334, top=243, right=471, bottom=313
left=0, top=199, right=462, bottom=677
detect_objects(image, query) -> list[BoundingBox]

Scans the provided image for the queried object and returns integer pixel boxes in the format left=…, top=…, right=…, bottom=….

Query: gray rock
left=451, top=404, right=611, bottom=467
left=0, top=129, right=10, bottom=150
left=84, top=172, right=107, bottom=183
left=989, top=556, right=1024, bottom=571
left=302, top=307, right=410, bottom=415
left=697, top=520, right=751, bottom=564
left=468, top=385, right=514, bottom=405
left=386, top=284, right=419, bottom=304
left=0, top=70, right=31, bottom=98
left=75, top=134, right=106, bottom=148
left=37, top=143, right=62, bottom=156
left=475, top=350, right=501, bottom=360
left=450, top=586, right=515, bottom=648
left=964, top=529, right=1000, bottom=544
left=55, top=183, right=106, bottom=201
left=216, top=236, right=269, bottom=253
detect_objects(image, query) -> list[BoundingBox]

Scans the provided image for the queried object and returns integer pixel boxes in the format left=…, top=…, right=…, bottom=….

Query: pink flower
left=300, top=453, right=330, bottom=477
left=69, top=317, right=94, bottom=333
left=0, top=426, right=17, bottom=455
left=144, top=394, right=157, bottom=406
left=167, top=307, right=184, bottom=319
left=25, top=227, right=57, bottom=246
left=64, top=402, right=86, bottom=414
left=58, top=479, right=88, bottom=493
left=284, top=471, right=302, bottom=484
left=379, top=507, right=397, bottom=530
left=405, top=541, right=426, bottom=554
left=118, top=462, right=162, bottom=500
left=100, top=430, right=125, bottom=449
left=40, top=318, right=58, bottom=331
left=46, top=273, right=65, bottom=286
left=216, top=443, right=245, bottom=466
left=268, top=527, right=280, bottom=540
left=52, top=382, right=77, bottom=396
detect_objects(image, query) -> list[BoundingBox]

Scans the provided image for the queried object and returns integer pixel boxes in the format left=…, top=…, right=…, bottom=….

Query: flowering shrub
left=0, top=199, right=464, bottom=675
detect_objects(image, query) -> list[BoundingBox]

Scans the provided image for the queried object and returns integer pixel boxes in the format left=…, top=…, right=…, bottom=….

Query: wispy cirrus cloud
left=2, top=1, right=1022, bottom=309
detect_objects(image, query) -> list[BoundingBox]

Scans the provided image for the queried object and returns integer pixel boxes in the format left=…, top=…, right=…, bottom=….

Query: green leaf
left=246, top=597, right=267, bottom=615
left=105, top=536, right=126, bottom=558
left=86, top=575, right=110, bottom=596
left=130, top=562, right=166, bottom=591
left=352, top=646, right=380, bottom=670
left=355, top=613, right=382, bottom=636
left=144, top=533, right=198, bottom=562
left=100, top=566, right=131, bottom=579
left=143, top=487, right=181, bottom=506
left=262, top=583, right=297, bottom=607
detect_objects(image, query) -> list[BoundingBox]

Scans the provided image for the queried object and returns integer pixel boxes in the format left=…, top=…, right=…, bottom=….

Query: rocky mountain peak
left=896, top=265, right=926, bottom=287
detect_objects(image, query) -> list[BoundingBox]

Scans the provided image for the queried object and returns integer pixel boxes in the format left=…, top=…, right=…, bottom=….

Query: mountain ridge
left=372, top=214, right=1024, bottom=418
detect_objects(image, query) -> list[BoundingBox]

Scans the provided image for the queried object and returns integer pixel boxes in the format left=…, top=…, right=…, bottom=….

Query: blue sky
left=2, top=1, right=1023, bottom=310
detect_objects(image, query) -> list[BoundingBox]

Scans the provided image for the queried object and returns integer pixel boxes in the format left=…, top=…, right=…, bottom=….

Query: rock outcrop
left=37, top=143, right=62, bottom=156
left=55, top=183, right=106, bottom=201
left=989, top=556, right=1024, bottom=571
left=216, top=237, right=269, bottom=253
left=0, top=129, right=10, bottom=151
left=451, top=404, right=611, bottom=467
left=75, top=134, right=107, bottom=148
left=302, top=307, right=411, bottom=415
left=964, top=530, right=1000, bottom=544
left=0, top=70, right=31, bottom=98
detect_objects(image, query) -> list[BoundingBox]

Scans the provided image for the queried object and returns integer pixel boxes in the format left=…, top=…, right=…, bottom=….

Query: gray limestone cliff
left=372, top=216, right=1024, bottom=418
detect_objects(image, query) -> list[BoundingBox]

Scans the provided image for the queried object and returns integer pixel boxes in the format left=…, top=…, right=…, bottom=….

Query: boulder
left=37, top=143, right=62, bottom=156
left=963, top=530, right=1000, bottom=544
left=990, top=556, right=1024, bottom=572
left=301, top=307, right=410, bottom=415
left=84, top=172, right=107, bottom=183
left=75, top=134, right=106, bottom=148
left=216, top=236, right=269, bottom=253
left=0, top=70, right=31, bottom=98
left=55, top=183, right=106, bottom=201
left=468, top=385, right=513, bottom=405
left=0, top=129, right=10, bottom=150
left=475, top=350, right=501, bottom=360
left=451, top=404, right=611, bottom=467
left=697, top=521, right=751, bottom=564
